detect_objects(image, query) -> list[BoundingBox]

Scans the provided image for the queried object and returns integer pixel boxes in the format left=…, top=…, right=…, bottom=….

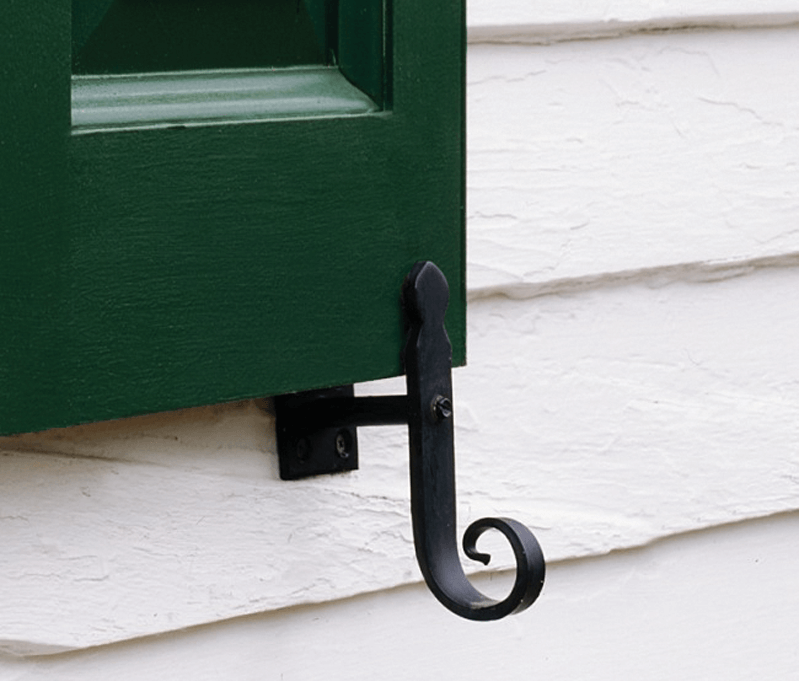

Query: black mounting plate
left=274, top=386, right=359, bottom=480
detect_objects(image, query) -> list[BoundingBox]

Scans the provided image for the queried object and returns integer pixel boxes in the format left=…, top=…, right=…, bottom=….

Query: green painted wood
left=0, top=0, right=465, bottom=435
left=339, top=0, right=386, bottom=105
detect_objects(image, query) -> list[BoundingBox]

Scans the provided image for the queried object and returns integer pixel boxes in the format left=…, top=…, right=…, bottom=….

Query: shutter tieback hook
left=275, top=261, right=545, bottom=620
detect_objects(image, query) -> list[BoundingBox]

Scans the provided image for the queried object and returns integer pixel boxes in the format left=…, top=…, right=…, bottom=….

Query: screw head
left=335, top=429, right=352, bottom=459
left=432, top=395, right=453, bottom=421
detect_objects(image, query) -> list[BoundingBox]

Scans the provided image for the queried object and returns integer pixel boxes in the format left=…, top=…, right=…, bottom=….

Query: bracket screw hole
left=296, top=437, right=312, bottom=463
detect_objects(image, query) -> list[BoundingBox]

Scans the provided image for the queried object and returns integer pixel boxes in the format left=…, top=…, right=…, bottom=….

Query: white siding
left=3, top=513, right=799, bottom=680
left=3, top=2, right=799, bottom=675
left=468, top=0, right=799, bottom=41
left=467, top=28, right=799, bottom=293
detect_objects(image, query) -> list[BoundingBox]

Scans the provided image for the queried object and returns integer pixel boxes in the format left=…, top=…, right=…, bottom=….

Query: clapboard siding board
left=468, top=0, right=799, bottom=39
left=466, top=26, right=799, bottom=294
left=2, top=512, right=799, bottom=679
left=3, top=261, right=799, bottom=652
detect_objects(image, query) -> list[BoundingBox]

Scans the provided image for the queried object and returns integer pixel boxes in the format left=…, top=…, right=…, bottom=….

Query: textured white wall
left=3, top=1, right=799, bottom=675
left=3, top=513, right=799, bottom=680
left=468, top=0, right=799, bottom=41
left=467, top=28, right=799, bottom=293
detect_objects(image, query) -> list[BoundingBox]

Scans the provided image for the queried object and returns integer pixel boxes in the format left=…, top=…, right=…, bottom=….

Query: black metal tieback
left=275, top=261, right=545, bottom=620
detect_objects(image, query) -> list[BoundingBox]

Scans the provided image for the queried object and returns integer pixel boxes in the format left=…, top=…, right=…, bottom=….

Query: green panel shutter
left=0, top=0, right=465, bottom=435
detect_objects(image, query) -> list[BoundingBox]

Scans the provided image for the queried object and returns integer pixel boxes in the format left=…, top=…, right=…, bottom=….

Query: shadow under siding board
left=466, top=0, right=799, bottom=41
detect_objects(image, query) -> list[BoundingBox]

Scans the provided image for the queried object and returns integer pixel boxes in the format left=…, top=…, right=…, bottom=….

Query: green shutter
left=0, top=0, right=465, bottom=435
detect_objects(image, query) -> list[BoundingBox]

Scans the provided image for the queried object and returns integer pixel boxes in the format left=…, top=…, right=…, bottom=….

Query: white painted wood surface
left=3, top=513, right=798, bottom=679
left=3, top=9, right=799, bottom=670
left=468, top=0, right=799, bottom=41
left=467, top=27, right=799, bottom=294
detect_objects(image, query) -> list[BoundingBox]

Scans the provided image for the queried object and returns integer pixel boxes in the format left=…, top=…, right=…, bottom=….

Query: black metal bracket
left=274, top=261, right=545, bottom=620
left=274, top=385, right=360, bottom=480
